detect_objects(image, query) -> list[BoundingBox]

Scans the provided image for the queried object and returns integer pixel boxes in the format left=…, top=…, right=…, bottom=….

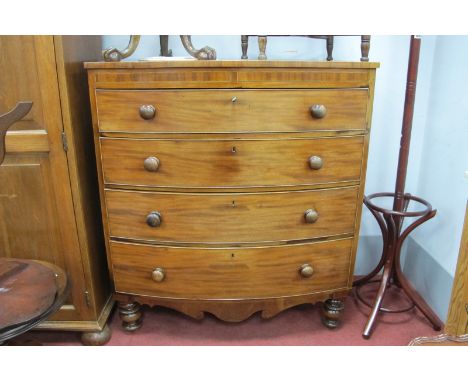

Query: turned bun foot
left=321, top=299, right=344, bottom=329
left=118, top=301, right=143, bottom=332
left=80, top=324, right=111, bottom=346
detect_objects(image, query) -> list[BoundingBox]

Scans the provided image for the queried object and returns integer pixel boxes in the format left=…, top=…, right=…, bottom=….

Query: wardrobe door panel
left=0, top=36, right=90, bottom=321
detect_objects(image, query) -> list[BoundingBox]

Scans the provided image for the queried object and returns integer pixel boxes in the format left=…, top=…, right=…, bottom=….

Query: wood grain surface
left=105, top=187, right=358, bottom=244
left=445, top=203, right=468, bottom=336
left=85, top=60, right=380, bottom=69
left=95, top=89, right=368, bottom=133
left=86, top=60, right=378, bottom=91
left=115, top=289, right=350, bottom=322
left=0, top=36, right=85, bottom=322
left=100, top=136, right=364, bottom=189
left=91, top=68, right=373, bottom=90
left=0, top=259, right=57, bottom=329
left=1, top=36, right=111, bottom=334
left=111, top=238, right=352, bottom=299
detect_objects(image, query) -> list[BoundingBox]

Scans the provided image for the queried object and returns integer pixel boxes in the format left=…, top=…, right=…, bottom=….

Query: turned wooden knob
left=310, top=104, right=327, bottom=119
left=309, top=156, right=323, bottom=170
left=151, top=267, right=165, bottom=282
left=139, top=105, right=156, bottom=120
left=146, top=211, right=162, bottom=227
left=299, top=264, right=314, bottom=278
left=144, top=156, right=160, bottom=172
left=304, top=209, right=319, bottom=224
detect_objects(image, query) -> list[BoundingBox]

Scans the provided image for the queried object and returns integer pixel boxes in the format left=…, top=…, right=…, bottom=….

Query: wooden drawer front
left=111, top=239, right=352, bottom=299
left=95, top=89, right=368, bottom=133
left=100, top=136, right=364, bottom=189
left=105, top=188, right=358, bottom=244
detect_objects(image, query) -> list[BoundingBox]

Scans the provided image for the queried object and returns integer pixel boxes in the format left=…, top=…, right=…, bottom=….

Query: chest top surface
left=85, top=60, right=379, bottom=90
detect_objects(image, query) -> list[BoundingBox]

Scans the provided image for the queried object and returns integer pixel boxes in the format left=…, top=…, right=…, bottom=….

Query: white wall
left=102, top=35, right=467, bottom=293
left=411, top=36, right=468, bottom=275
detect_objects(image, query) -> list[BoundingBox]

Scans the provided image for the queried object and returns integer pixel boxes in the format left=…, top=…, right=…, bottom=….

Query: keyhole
left=231, top=253, right=235, bottom=258
left=232, top=201, right=236, bottom=208
left=232, top=146, right=237, bottom=154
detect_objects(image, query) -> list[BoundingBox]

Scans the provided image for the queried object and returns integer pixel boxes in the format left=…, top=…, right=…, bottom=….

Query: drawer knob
left=146, top=211, right=162, bottom=227
left=304, top=209, right=319, bottom=224
left=310, top=104, right=327, bottom=119
left=139, top=105, right=156, bottom=120
left=151, top=267, right=165, bottom=282
left=309, top=155, right=323, bottom=170
left=144, top=156, right=160, bottom=172
left=299, top=264, right=314, bottom=278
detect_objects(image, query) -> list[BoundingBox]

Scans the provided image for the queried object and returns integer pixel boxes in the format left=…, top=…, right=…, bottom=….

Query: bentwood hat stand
left=353, top=36, right=444, bottom=339
left=0, top=102, right=69, bottom=345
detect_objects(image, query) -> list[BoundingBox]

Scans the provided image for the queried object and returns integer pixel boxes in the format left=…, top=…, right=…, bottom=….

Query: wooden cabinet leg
left=118, top=301, right=142, bottom=332
left=361, top=35, right=371, bottom=62
left=81, top=324, right=111, bottom=346
left=241, top=35, right=248, bottom=59
left=321, top=299, right=344, bottom=329
left=159, top=35, right=172, bottom=57
left=326, top=36, right=334, bottom=61
left=258, top=36, right=267, bottom=60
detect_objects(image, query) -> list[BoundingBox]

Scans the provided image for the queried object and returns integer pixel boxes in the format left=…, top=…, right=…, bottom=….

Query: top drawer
left=95, top=89, right=368, bottom=134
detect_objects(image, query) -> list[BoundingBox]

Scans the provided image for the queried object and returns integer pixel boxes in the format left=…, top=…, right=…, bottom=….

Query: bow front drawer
left=110, top=238, right=352, bottom=299
left=95, top=89, right=368, bottom=133
left=105, top=187, right=359, bottom=244
left=100, top=136, right=364, bottom=189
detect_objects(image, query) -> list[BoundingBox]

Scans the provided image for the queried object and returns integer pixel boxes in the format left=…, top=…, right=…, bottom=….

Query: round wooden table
left=0, top=258, right=68, bottom=344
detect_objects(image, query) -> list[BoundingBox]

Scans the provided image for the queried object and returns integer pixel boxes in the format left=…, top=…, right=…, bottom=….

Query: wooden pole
left=393, top=35, right=421, bottom=212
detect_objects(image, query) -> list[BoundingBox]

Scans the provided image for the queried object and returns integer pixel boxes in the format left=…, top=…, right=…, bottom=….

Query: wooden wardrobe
left=0, top=36, right=112, bottom=345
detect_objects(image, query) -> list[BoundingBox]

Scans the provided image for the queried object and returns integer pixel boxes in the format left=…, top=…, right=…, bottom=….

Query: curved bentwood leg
left=394, top=210, right=443, bottom=330
left=362, top=259, right=393, bottom=338
left=362, top=214, right=398, bottom=338
left=358, top=192, right=443, bottom=339
left=354, top=200, right=389, bottom=286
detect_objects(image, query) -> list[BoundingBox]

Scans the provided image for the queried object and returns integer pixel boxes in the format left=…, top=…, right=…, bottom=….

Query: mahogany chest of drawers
left=86, top=60, right=378, bottom=330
